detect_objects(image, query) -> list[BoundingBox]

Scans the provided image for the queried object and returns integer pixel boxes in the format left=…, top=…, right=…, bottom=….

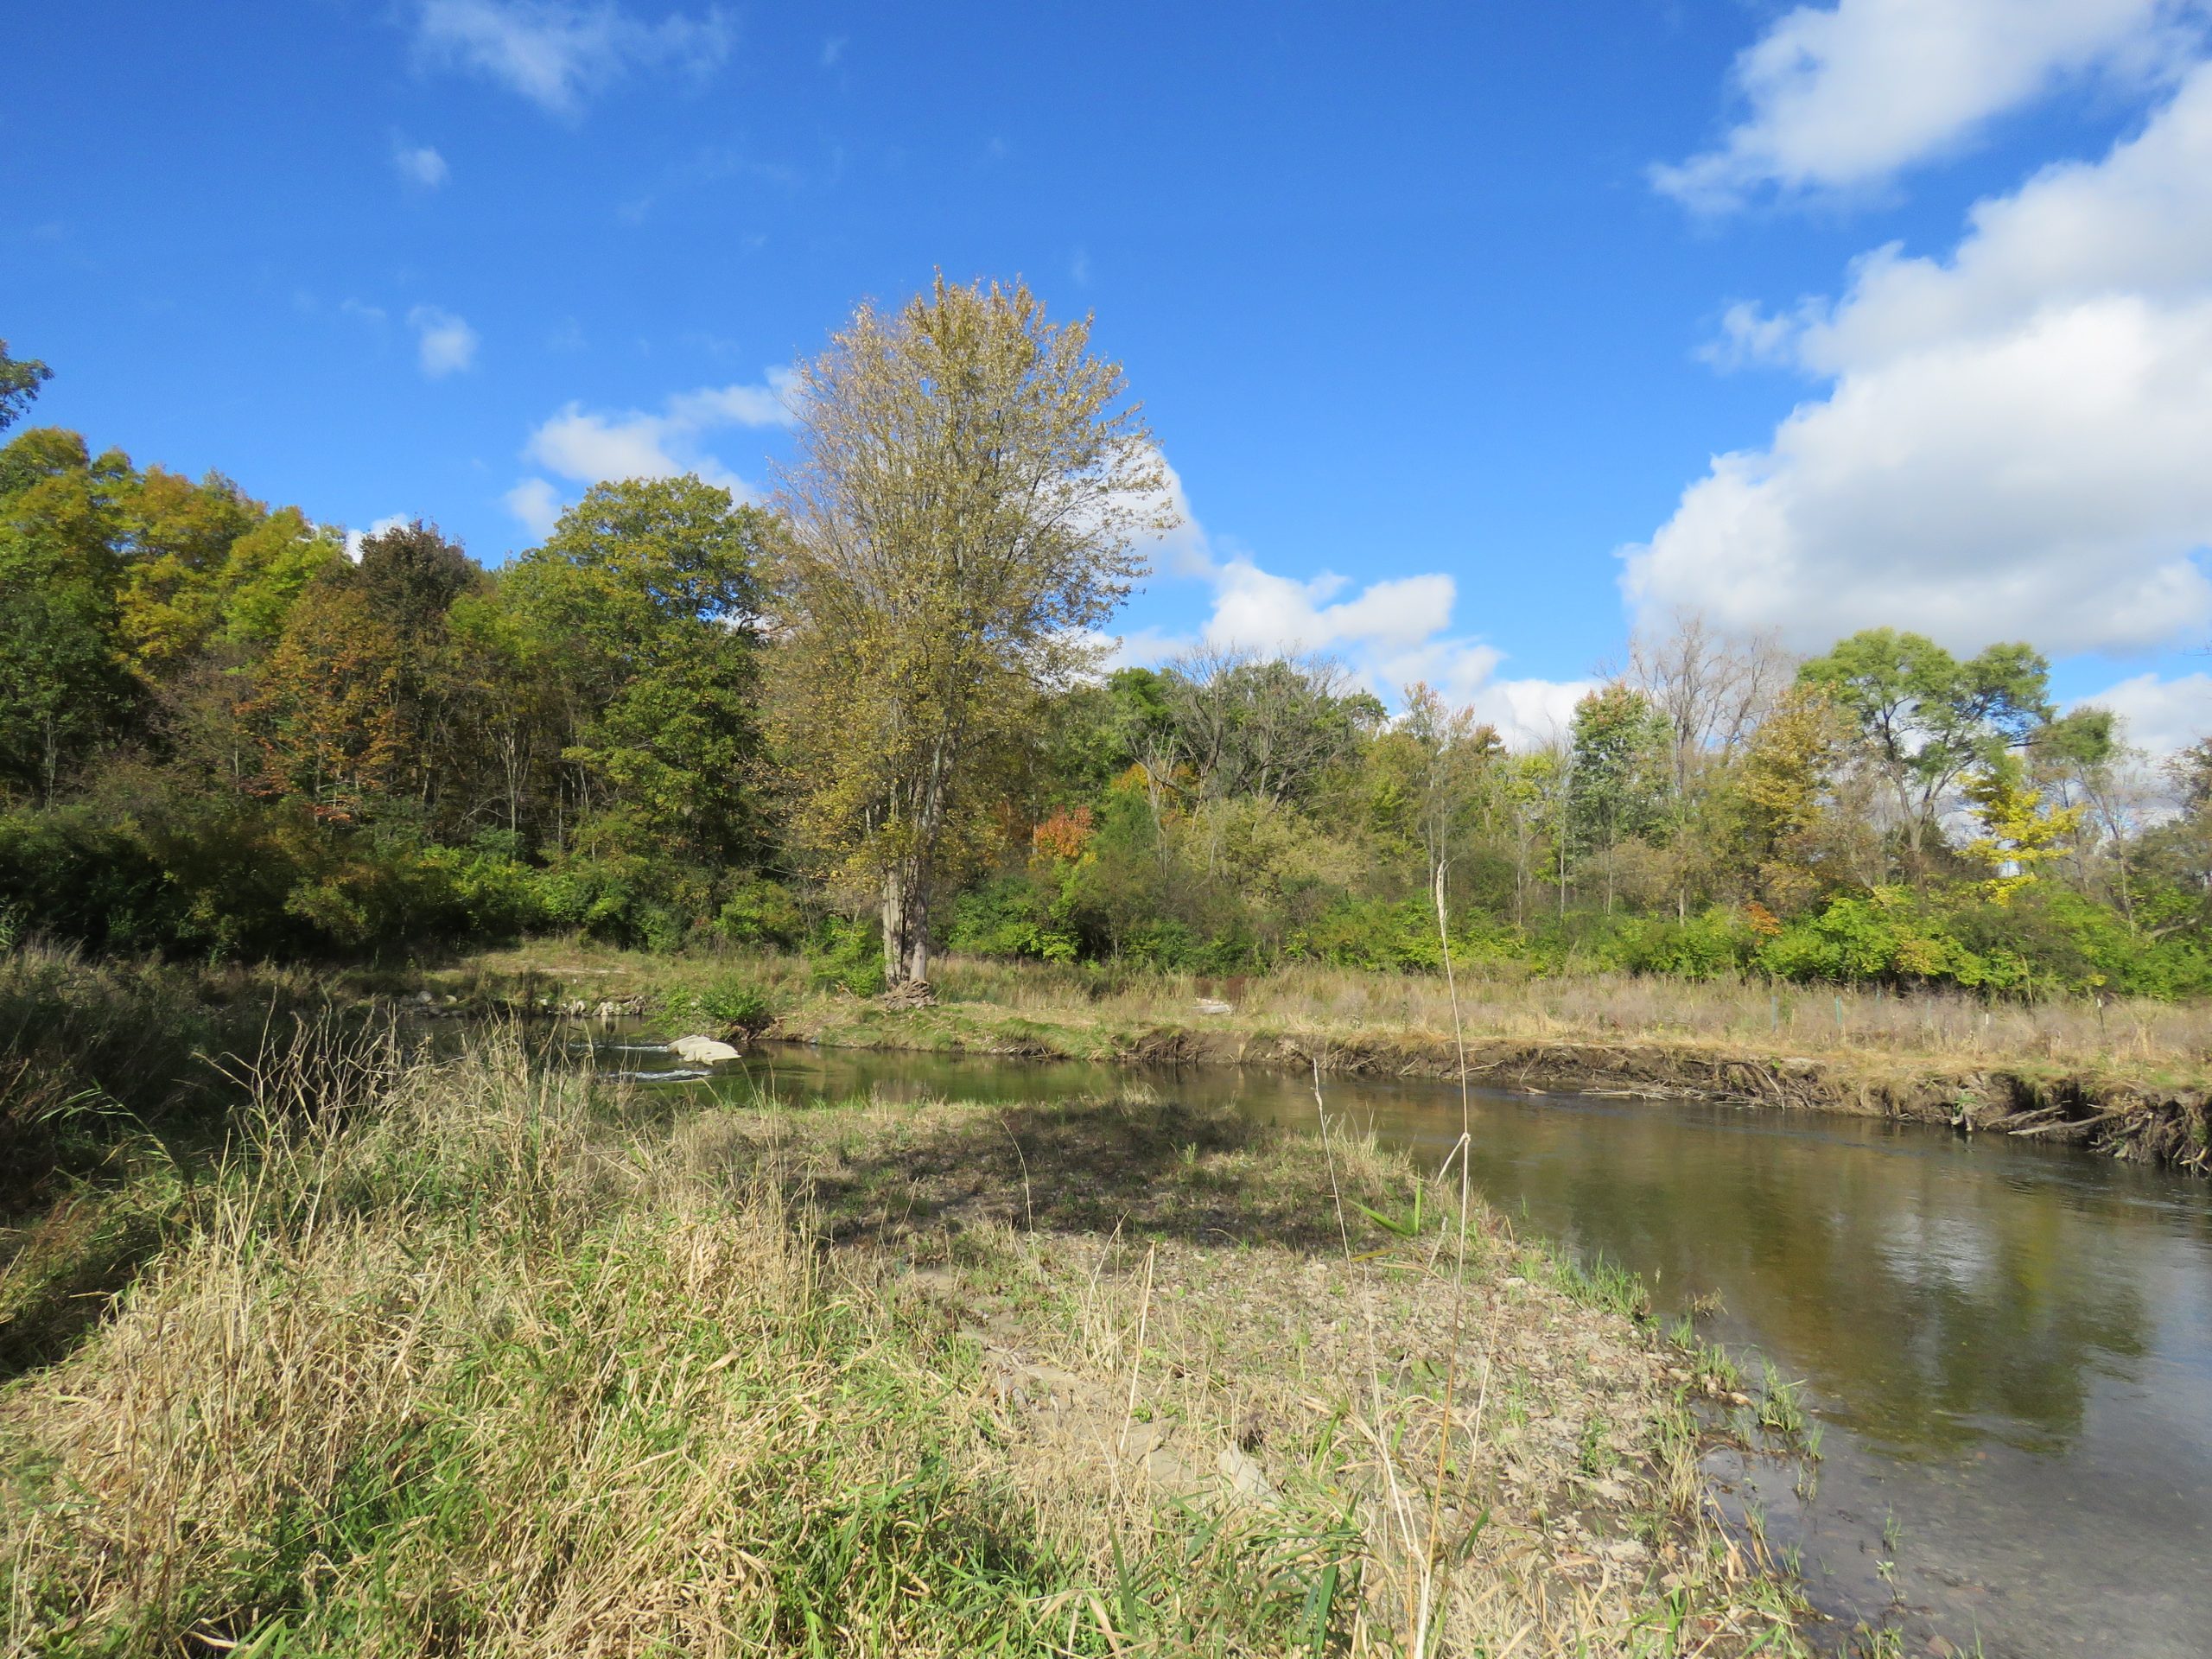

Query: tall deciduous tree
left=773, top=276, right=1173, bottom=984
left=1797, top=628, right=2052, bottom=866
left=1567, top=684, right=1671, bottom=912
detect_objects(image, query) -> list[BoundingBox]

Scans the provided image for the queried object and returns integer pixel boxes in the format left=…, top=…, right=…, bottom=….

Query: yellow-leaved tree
left=772, top=276, right=1175, bottom=986
left=1961, top=753, right=2086, bottom=904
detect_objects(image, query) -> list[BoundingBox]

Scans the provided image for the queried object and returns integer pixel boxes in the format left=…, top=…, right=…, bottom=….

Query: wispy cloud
left=2076, top=671, right=2212, bottom=754
left=408, top=306, right=480, bottom=377
left=392, top=141, right=450, bottom=188
left=503, top=479, right=566, bottom=539
left=413, top=0, right=733, bottom=117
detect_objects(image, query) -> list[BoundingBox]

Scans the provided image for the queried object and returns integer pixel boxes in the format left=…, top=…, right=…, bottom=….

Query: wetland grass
left=3, top=1006, right=1808, bottom=1655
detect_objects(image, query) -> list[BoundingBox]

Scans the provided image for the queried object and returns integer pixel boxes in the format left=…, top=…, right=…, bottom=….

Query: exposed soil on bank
left=690, top=1089, right=1810, bottom=1654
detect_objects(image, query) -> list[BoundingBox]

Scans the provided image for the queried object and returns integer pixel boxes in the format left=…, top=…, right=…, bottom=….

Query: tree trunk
left=881, top=861, right=931, bottom=985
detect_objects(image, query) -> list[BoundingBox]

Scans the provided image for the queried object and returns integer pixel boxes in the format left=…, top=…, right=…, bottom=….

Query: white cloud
left=506, top=370, right=793, bottom=528
left=343, top=514, right=412, bottom=562
left=2075, top=670, right=2212, bottom=752
left=414, top=0, right=732, bottom=117
left=1628, top=58, right=2212, bottom=658
left=663, top=369, right=798, bottom=429
left=393, top=142, right=449, bottom=187
left=409, top=306, right=480, bottom=377
left=1654, top=0, right=2201, bottom=210
left=527, top=404, right=727, bottom=487
left=504, top=479, right=565, bottom=539
left=1111, top=472, right=1590, bottom=746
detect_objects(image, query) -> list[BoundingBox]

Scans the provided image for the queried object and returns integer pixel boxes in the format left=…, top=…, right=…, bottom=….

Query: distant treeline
left=4, top=324, right=2210, bottom=998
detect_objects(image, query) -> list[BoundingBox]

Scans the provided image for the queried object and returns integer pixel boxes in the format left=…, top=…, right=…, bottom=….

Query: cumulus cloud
left=1654, top=0, right=2201, bottom=210
left=392, top=142, right=449, bottom=187
left=2075, top=670, right=2212, bottom=752
left=408, top=306, right=480, bottom=377
left=506, top=370, right=794, bottom=532
left=413, top=0, right=732, bottom=117
left=1112, top=474, right=1591, bottom=746
left=1627, top=58, right=2212, bottom=658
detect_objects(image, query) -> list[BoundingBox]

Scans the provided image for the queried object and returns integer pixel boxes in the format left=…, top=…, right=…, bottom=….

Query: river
left=580, top=1037, right=2212, bottom=1656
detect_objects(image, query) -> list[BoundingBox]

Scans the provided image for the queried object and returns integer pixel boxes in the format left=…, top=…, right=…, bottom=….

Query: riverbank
left=0, top=1025, right=1805, bottom=1656
left=416, top=945, right=2212, bottom=1176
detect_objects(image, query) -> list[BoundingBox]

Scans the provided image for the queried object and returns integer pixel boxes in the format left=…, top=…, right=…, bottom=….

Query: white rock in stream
left=670, top=1034, right=743, bottom=1065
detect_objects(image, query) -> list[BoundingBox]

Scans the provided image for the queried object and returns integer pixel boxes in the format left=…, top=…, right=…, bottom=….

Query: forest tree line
left=5, top=297, right=2212, bottom=1000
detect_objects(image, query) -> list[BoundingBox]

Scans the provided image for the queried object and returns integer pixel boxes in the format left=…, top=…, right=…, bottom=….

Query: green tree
left=773, top=276, right=1172, bottom=985
left=1731, top=683, right=1854, bottom=912
left=0, top=429, right=134, bottom=798
left=1159, top=650, right=1383, bottom=806
left=0, top=339, right=52, bottom=432
left=1398, top=682, right=1503, bottom=907
left=1567, top=684, right=1671, bottom=912
left=112, top=467, right=270, bottom=676
left=0, top=584, right=130, bottom=799
left=1797, top=629, right=2052, bottom=867
left=504, top=476, right=770, bottom=861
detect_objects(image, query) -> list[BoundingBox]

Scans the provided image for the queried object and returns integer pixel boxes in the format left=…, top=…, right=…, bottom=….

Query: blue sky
left=10, top=0, right=2212, bottom=747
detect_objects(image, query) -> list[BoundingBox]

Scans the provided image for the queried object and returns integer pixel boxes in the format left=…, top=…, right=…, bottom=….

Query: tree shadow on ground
left=781, top=1094, right=1364, bottom=1256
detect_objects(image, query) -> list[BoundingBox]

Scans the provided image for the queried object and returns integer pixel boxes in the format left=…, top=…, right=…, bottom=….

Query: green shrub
left=715, top=877, right=807, bottom=950
left=1755, top=889, right=2026, bottom=992
left=1602, top=908, right=1758, bottom=980
left=694, top=975, right=773, bottom=1036
left=810, top=918, right=887, bottom=996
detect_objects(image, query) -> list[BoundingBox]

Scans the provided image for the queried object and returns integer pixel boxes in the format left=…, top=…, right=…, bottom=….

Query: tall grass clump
left=9, top=1030, right=1414, bottom=1656
left=0, top=944, right=339, bottom=1203
left=1, top=1030, right=1091, bottom=1656
left=3, top=1018, right=1808, bottom=1656
left=0, top=945, right=354, bottom=1377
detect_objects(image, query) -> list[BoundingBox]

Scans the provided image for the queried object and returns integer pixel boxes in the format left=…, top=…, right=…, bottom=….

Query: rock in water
left=670, top=1034, right=743, bottom=1065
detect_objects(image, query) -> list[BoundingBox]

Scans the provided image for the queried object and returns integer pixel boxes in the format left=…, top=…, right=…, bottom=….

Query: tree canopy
left=2, top=313, right=2209, bottom=1001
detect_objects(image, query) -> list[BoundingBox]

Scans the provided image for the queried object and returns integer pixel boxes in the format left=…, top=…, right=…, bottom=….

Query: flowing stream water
left=571, top=1035, right=2212, bottom=1656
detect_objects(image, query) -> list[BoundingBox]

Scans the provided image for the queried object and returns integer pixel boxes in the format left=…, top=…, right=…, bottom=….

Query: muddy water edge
left=563, top=1033, right=2212, bottom=1659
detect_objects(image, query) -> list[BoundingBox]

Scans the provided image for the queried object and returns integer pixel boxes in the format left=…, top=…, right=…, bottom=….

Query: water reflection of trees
left=1238, top=1081, right=2172, bottom=1460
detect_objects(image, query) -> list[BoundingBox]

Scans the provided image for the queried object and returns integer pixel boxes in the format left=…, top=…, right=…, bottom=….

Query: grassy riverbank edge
left=412, top=946, right=2212, bottom=1177
left=3, top=1021, right=1813, bottom=1656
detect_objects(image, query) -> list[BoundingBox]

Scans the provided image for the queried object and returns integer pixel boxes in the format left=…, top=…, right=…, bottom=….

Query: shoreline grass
left=2, top=1024, right=1807, bottom=1656
left=414, top=941, right=2212, bottom=1086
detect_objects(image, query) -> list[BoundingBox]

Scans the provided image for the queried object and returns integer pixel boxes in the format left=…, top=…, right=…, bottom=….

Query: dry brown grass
left=931, top=957, right=2212, bottom=1078
left=1, top=1024, right=1807, bottom=1656
left=433, top=939, right=2212, bottom=1085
